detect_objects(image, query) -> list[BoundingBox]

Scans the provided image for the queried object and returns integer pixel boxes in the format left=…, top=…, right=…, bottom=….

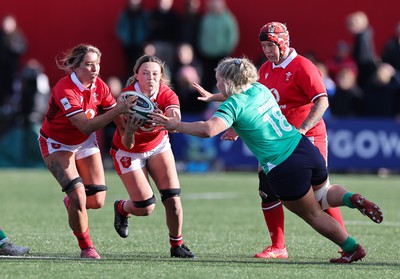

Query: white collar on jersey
left=70, top=72, right=97, bottom=92
left=134, top=82, right=158, bottom=101
left=240, top=84, right=252, bottom=93
left=272, top=48, right=297, bottom=69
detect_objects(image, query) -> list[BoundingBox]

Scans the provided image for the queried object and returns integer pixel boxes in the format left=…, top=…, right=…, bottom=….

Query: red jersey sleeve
left=293, top=56, right=327, bottom=102
left=41, top=76, right=116, bottom=145
left=258, top=55, right=327, bottom=139
left=154, top=84, right=180, bottom=112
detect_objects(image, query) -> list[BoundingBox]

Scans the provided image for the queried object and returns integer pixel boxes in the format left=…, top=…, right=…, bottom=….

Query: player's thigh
left=119, top=167, right=154, bottom=201
left=44, top=151, right=79, bottom=186
left=281, top=187, right=322, bottom=222
left=147, top=149, right=180, bottom=190
left=76, top=152, right=105, bottom=185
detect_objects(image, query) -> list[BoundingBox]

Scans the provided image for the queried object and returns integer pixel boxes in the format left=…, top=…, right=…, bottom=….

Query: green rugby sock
left=339, top=236, right=358, bottom=253
left=343, top=192, right=356, bottom=208
left=0, top=229, right=8, bottom=246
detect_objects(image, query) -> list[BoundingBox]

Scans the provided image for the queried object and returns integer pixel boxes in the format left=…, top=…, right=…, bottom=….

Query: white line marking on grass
left=0, top=255, right=78, bottom=260
left=184, top=192, right=239, bottom=200
left=345, top=220, right=400, bottom=227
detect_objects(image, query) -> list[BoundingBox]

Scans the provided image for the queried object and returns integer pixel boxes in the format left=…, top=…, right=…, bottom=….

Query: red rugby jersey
left=112, top=83, right=180, bottom=153
left=258, top=49, right=327, bottom=138
left=40, top=73, right=116, bottom=145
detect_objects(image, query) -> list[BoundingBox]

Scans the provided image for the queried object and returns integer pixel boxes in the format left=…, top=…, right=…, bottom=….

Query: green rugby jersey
left=214, top=82, right=302, bottom=173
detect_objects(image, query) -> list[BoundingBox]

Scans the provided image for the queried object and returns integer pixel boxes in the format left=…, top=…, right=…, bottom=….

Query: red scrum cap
left=259, top=22, right=290, bottom=56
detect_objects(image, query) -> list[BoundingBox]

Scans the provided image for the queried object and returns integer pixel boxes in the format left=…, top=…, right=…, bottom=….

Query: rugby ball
left=123, top=91, right=155, bottom=120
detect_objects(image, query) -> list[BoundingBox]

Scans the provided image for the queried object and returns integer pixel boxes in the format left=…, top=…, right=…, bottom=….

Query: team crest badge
left=120, top=156, right=132, bottom=168
left=93, top=92, right=99, bottom=103
left=285, top=71, right=292, bottom=82
left=51, top=143, right=61, bottom=149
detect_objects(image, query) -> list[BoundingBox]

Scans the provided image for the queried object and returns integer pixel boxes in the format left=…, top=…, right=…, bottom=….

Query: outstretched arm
left=150, top=111, right=227, bottom=138
left=193, top=82, right=227, bottom=102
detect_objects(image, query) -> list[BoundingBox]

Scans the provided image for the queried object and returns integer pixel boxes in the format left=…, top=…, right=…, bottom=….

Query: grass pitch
left=0, top=169, right=399, bottom=278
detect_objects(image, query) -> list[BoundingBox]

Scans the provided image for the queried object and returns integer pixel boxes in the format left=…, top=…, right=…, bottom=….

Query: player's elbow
left=317, top=96, right=330, bottom=110
left=124, top=142, right=134, bottom=149
left=200, top=132, right=213, bottom=138
left=202, top=125, right=218, bottom=138
left=79, top=126, right=94, bottom=136
left=122, top=137, right=134, bottom=149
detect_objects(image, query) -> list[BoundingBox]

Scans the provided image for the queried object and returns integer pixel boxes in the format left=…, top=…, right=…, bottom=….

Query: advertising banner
left=171, top=117, right=400, bottom=172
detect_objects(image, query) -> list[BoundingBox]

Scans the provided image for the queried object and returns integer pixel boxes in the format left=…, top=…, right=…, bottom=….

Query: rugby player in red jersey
left=39, top=44, right=133, bottom=259
left=111, top=55, right=195, bottom=258
left=253, top=22, right=347, bottom=259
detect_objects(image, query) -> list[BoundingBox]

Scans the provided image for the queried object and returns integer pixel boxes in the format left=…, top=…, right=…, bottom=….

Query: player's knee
left=85, top=184, right=108, bottom=209
left=261, top=199, right=282, bottom=211
left=133, top=195, right=156, bottom=216
left=62, top=177, right=83, bottom=193
left=258, top=190, right=279, bottom=203
left=159, top=189, right=181, bottom=202
left=160, top=189, right=182, bottom=216
left=85, top=184, right=108, bottom=196
left=313, top=179, right=331, bottom=210
left=87, top=197, right=105, bottom=209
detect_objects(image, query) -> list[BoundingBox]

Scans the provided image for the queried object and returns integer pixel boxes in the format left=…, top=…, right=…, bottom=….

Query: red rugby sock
left=169, top=234, right=183, bottom=247
left=73, top=228, right=93, bottom=250
left=261, top=202, right=285, bottom=249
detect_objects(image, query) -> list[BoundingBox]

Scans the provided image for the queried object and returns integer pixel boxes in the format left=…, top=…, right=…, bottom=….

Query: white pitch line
left=184, top=192, right=239, bottom=200
left=0, top=255, right=78, bottom=260
left=344, top=220, right=400, bottom=227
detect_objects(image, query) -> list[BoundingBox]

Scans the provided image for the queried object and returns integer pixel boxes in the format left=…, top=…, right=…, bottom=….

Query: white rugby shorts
left=112, top=135, right=171, bottom=174
left=39, top=132, right=100, bottom=160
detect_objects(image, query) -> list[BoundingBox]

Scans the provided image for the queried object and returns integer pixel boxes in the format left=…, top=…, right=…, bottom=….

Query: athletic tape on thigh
left=62, top=177, right=83, bottom=193
left=133, top=195, right=156, bottom=208
left=84, top=184, right=108, bottom=196
left=159, top=189, right=181, bottom=202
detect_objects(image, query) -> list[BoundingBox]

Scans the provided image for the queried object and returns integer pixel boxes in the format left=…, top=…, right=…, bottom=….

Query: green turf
left=0, top=170, right=399, bottom=278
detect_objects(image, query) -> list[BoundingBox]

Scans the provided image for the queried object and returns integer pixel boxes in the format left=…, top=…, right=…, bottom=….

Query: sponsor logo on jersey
left=270, top=88, right=280, bottom=102
left=85, top=109, right=95, bottom=119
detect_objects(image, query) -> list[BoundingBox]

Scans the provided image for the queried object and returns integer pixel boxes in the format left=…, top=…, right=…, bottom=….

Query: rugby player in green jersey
left=150, top=57, right=383, bottom=263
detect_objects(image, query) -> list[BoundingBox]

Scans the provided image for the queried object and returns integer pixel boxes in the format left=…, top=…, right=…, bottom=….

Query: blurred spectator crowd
left=311, top=11, right=400, bottom=120
left=0, top=13, right=50, bottom=136
left=1, top=3, right=400, bottom=142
